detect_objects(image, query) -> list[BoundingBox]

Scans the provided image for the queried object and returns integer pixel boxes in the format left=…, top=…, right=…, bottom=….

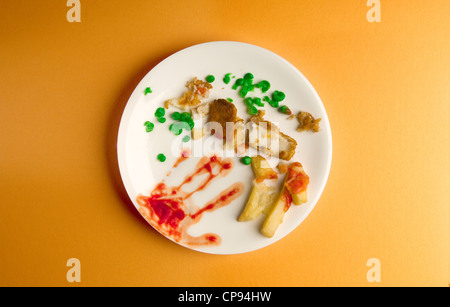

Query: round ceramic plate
left=117, top=41, right=332, bottom=254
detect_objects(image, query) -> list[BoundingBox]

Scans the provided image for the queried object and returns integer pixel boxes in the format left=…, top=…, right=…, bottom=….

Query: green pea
left=272, top=90, right=285, bottom=102
left=244, top=73, right=254, bottom=80
left=223, top=73, right=232, bottom=84
left=239, top=87, right=248, bottom=98
left=245, top=84, right=254, bottom=91
left=144, top=121, right=154, bottom=132
left=170, top=123, right=183, bottom=135
left=247, top=105, right=258, bottom=115
left=278, top=105, right=292, bottom=115
left=256, top=80, right=270, bottom=93
left=185, top=119, right=195, bottom=130
left=269, top=100, right=279, bottom=108
left=206, top=75, right=215, bottom=83
left=171, top=112, right=181, bottom=120
left=253, top=97, right=264, bottom=107
left=180, top=112, right=191, bottom=122
left=241, top=156, right=252, bottom=165
left=244, top=97, right=254, bottom=107
left=235, top=78, right=244, bottom=86
left=155, top=107, right=165, bottom=118
left=157, top=154, right=166, bottom=162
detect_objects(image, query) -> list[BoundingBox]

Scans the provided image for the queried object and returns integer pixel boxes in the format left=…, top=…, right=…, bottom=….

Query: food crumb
left=165, top=77, right=212, bottom=110
left=297, top=111, right=321, bottom=133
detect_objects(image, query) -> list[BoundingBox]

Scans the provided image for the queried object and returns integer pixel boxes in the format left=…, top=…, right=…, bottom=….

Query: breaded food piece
left=193, top=102, right=210, bottom=117
left=248, top=111, right=297, bottom=161
left=297, top=111, right=321, bottom=132
left=165, top=77, right=212, bottom=110
left=207, top=99, right=238, bottom=139
left=277, top=132, right=297, bottom=160
left=192, top=128, right=205, bottom=140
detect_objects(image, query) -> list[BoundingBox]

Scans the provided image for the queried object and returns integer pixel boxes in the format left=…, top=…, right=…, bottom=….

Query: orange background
left=0, top=0, right=448, bottom=287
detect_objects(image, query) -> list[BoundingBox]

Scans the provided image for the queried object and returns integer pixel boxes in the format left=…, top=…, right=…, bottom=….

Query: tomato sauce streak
left=283, top=189, right=292, bottom=212
left=285, top=162, right=310, bottom=194
left=173, top=149, right=191, bottom=168
left=191, top=187, right=240, bottom=220
left=136, top=154, right=244, bottom=246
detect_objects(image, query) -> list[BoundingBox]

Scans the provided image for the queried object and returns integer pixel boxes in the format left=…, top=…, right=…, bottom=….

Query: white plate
left=117, top=41, right=332, bottom=254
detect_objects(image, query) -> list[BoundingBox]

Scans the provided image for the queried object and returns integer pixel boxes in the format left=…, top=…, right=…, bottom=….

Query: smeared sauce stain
left=137, top=152, right=244, bottom=246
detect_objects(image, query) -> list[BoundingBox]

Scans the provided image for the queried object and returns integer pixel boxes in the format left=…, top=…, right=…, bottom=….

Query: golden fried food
left=284, top=162, right=309, bottom=205
left=251, top=155, right=278, bottom=182
left=208, top=99, right=238, bottom=139
left=248, top=112, right=297, bottom=161
left=260, top=184, right=291, bottom=238
left=297, top=111, right=321, bottom=132
left=166, top=77, right=212, bottom=110
left=238, top=155, right=278, bottom=222
left=246, top=161, right=310, bottom=238
left=238, top=182, right=274, bottom=222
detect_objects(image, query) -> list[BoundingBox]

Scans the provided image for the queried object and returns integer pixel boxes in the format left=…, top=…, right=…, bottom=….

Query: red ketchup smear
left=136, top=153, right=244, bottom=246
left=283, top=189, right=292, bottom=212
left=285, top=162, right=310, bottom=194
left=173, top=149, right=191, bottom=168
left=166, top=149, right=191, bottom=176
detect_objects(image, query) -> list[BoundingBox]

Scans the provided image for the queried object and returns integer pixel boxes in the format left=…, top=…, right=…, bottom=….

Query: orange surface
left=0, top=0, right=448, bottom=287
